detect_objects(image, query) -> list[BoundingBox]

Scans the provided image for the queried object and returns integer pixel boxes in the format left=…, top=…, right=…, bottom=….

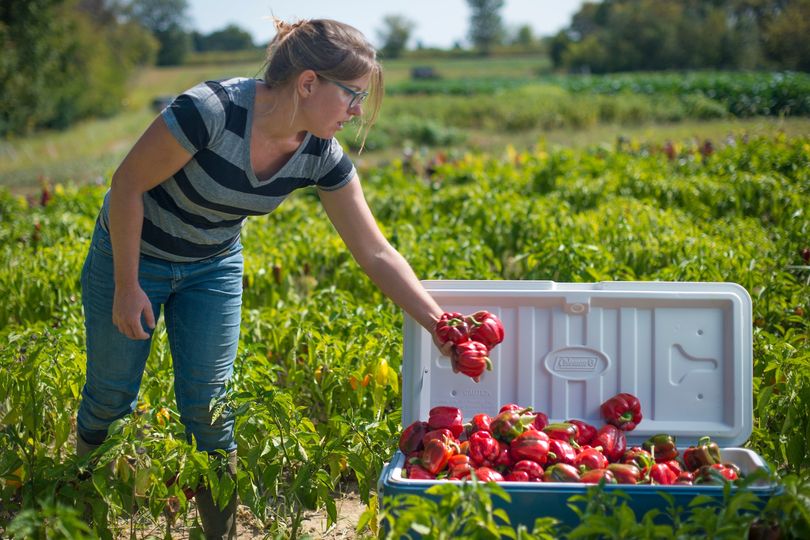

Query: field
left=1, top=55, right=809, bottom=538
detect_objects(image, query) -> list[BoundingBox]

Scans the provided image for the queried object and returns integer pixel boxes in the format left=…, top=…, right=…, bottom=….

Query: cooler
left=377, top=280, right=779, bottom=528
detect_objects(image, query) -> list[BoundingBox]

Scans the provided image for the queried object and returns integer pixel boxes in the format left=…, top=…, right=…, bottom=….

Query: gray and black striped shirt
left=99, top=77, right=355, bottom=262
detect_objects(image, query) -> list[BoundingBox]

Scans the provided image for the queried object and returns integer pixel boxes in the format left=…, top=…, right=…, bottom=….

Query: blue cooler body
left=378, top=280, right=779, bottom=528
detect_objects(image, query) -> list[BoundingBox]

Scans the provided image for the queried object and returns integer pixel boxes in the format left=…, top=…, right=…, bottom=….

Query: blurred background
left=2, top=0, right=808, bottom=193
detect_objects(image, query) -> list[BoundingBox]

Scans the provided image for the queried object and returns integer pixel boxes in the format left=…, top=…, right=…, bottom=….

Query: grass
left=2, top=56, right=809, bottom=194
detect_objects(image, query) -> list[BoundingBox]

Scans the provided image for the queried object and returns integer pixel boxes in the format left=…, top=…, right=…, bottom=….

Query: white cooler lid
left=402, top=280, right=753, bottom=447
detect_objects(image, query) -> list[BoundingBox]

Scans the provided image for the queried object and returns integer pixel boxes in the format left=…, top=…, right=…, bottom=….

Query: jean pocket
left=91, top=222, right=115, bottom=258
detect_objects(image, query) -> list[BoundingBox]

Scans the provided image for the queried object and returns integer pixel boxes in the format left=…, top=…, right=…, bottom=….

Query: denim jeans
left=77, top=221, right=243, bottom=452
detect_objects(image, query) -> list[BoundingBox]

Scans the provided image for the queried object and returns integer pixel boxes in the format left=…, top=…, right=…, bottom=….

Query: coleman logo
left=554, top=356, right=598, bottom=371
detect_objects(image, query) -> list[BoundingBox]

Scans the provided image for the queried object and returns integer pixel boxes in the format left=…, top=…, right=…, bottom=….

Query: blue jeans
left=77, top=221, right=243, bottom=452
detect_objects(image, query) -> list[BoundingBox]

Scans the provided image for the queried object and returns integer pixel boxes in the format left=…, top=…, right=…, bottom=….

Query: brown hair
left=264, top=18, right=383, bottom=151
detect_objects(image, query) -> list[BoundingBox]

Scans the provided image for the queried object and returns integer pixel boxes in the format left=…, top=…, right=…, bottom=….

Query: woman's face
left=302, top=71, right=371, bottom=139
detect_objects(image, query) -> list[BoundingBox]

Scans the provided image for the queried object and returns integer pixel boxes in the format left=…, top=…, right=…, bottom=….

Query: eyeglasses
left=318, top=75, right=368, bottom=109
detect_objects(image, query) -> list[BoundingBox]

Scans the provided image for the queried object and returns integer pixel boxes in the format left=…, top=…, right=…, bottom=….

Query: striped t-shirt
left=99, top=77, right=356, bottom=262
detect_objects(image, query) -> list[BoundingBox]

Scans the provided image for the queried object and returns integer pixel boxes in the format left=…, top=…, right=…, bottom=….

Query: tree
left=376, top=14, right=415, bottom=59
left=129, top=0, right=191, bottom=65
left=466, top=0, right=505, bottom=55
left=193, top=24, right=254, bottom=52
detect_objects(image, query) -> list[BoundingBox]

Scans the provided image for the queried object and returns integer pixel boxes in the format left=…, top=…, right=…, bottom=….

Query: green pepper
left=682, top=436, right=722, bottom=472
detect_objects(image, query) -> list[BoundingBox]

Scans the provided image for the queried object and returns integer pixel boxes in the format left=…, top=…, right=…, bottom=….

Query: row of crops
left=0, top=133, right=808, bottom=537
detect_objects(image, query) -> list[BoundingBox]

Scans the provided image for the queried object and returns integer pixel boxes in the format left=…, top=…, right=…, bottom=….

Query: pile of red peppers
left=435, top=310, right=505, bottom=381
left=399, top=393, right=744, bottom=485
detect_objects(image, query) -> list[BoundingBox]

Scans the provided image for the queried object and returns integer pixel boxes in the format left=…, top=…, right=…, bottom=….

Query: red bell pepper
left=574, top=445, right=608, bottom=471
left=452, top=340, right=493, bottom=380
left=682, top=436, right=722, bottom=472
left=594, top=424, right=627, bottom=463
left=421, top=428, right=456, bottom=448
left=466, top=310, right=505, bottom=349
left=580, top=468, right=617, bottom=484
left=642, top=433, right=679, bottom=463
left=543, top=463, right=581, bottom=482
left=511, top=459, right=544, bottom=481
left=447, top=454, right=473, bottom=480
left=474, top=467, right=504, bottom=483
left=398, top=420, right=429, bottom=454
left=696, top=463, right=740, bottom=484
left=532, top=411, right=550, bottom=431
left=543, top=422, right=580, bottom=447
left=468, top=430, right=500, bottom=468
left=510, top=429, right=551, bottom=465
left=649, top=462, right=679, bottom=485
left=567, top=419, right=597, bottom=446
left=421, top=437, right=455, bottom=475
left=490, top=408, right=536, bottom=442
left=600, top=392, right=643, bottom=431
left=435, top=312, right=470, bottom=346
left=428, top=406, right=464, bottom=438
left=547, top=439, right=577, bottom=466
left=675, top=470, right=695, bottom=485
left=504, top=470, right=530, bottom=482
left=494, top=440, right=513, bottom=469
left=499, top=403, right=523, bottom=413
left=465, top=413, right=493, bottom=438
left=407, top=464, right=435, bottom=480
left=607, top=463, right=641, bottom=484
left=621, top=446, right=654, bottom=471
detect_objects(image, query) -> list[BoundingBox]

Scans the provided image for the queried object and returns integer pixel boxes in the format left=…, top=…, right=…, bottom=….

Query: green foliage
left=0, top=134, right=808, bottom=536
left=552, top=0, right=810, bottom=72
left=0, top=0, right=157, bottom=136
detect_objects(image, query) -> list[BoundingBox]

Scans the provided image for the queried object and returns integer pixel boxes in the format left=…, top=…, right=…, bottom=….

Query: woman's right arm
left=108, top=116, right=193, bottom=339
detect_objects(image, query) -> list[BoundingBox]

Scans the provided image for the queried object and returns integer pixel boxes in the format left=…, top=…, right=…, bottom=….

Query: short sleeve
left=161, top=81, right=228, bottom=154
left=315, top=138, right=356, bottom=191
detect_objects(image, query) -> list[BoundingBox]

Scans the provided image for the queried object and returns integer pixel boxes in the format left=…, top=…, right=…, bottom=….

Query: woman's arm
left=318, top=175, right=453, bottom=356
left=108, top=116, right=193, bottom=339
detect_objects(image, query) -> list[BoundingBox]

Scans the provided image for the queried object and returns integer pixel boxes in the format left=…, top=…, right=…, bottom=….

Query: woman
left=76, top=18, right=453, bottom=538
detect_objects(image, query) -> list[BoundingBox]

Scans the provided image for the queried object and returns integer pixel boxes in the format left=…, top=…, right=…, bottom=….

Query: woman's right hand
left=112, top=284, right=155, bottom=340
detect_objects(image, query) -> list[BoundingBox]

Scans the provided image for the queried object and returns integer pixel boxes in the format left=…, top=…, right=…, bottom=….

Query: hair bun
left=273, top=18, right=309, bottom=40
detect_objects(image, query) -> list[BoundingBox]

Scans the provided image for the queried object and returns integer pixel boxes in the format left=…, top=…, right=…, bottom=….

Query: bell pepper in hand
left=567, top=419, right=597, bottom=446
left=600, top=392, right=643, bottom=431
left=428, top=406, right=464, bottom=438
left=452, top=340, right=492, bottom=380
left=467, top=310, right=505, bottom=349
left=510, top=429, right=551, bottom=465
left=594, top=424, right=627, bottom=463
left=435, top=312, right=470, bottom=346
left=398, top=420, right=429, bottom=454
left=682, top=436, right=722, bottom=472
left=642, top=433, right=679, bottom=463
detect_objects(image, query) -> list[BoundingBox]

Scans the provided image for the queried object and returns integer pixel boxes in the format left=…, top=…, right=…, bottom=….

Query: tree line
left=0, top=0, right=254, bottom=137
left=549, top=0, right=809, bottom=73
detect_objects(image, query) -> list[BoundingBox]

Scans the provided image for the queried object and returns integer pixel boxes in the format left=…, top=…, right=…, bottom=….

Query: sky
left=185, top=0, right=587, bottom=49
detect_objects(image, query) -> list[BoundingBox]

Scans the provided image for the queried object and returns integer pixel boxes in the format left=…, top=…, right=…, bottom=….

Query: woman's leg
left=77, top=222, right=169, bottom=446
left=164, top=246, right=243, bottom=453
